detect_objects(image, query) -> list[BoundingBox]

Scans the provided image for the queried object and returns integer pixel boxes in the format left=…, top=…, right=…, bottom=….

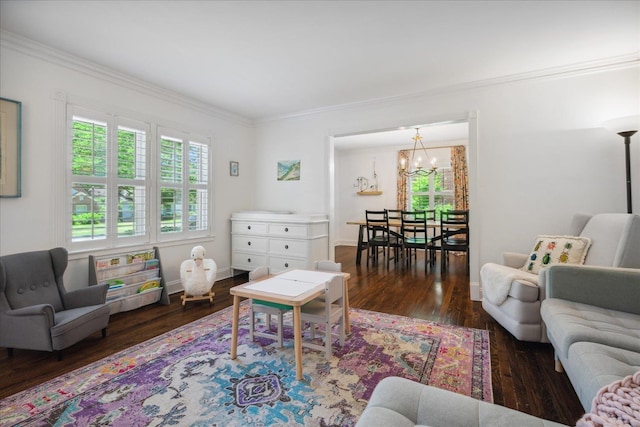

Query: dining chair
left=439, top=210, right=470, bottom=273
left=300, top=274, right=345, bottom=358
left=365, top=210, right=401, bottom=267
left=248, top=266, right=292, bottom=347
left=400, top=210, right=435, bottom=270
left=386, top=209, right=403, bottom=223
left=386, top=209, right=404, bottom=240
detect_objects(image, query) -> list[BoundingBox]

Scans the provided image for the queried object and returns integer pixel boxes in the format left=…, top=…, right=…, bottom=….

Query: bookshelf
left=89, top=246, right=170, bottom=314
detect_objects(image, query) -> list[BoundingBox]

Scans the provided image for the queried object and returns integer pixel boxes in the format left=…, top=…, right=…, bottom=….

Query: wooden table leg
left=231, top=295, right=240, bottom=360
left=293, top=305, right=303, bottom=380
left=344, top=277, right=350, bottom=334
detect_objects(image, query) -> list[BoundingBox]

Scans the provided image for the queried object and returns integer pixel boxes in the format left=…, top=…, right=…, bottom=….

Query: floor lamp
left=602, top=115, right=639, bottom=214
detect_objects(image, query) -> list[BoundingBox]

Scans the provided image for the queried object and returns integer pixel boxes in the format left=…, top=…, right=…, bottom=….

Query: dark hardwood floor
left=0, top=246, right=584, bottom=425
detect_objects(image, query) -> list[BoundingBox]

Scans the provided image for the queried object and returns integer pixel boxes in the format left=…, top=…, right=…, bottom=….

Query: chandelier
left=398, top=128, right=438, bottom=178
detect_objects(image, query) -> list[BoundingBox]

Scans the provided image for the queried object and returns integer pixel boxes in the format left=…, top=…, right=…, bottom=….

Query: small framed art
left=230, top=161, right=239, bottom=176
left=277, top=160, right=300, bottom=181
left=0, top=97, right=22, bottom=197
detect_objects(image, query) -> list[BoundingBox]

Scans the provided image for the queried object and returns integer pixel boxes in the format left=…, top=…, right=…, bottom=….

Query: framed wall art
left=0, top=97, right=22, bottom=197
left=230, top=161, right=239, bottom=176
left=277, top=160, right=300, bottom=181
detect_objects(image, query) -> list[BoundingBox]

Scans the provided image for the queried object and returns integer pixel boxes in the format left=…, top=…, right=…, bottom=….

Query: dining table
left=229, top=269, right=351, bottom=380
left=346, top=218, right=443, bottom=264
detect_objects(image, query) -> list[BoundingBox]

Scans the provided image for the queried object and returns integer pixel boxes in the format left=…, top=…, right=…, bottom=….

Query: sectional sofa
left=540, top=264, right=640, bottom=411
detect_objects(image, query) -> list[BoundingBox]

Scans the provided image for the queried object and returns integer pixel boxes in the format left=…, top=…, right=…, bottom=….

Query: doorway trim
left=327, top=110, right=481, bottom=300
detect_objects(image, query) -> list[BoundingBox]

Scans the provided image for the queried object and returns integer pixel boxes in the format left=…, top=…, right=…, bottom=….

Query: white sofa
left=481, top=213, right=640, bottom=342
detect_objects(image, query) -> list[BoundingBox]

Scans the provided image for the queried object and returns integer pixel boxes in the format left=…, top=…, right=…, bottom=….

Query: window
left=68, top=107, right=149, bottom=249
left=408, top=167, right=454, bottom=217
left=66, top=105, right=211, bottom=250
left=159, top=129, right=209, bottom=238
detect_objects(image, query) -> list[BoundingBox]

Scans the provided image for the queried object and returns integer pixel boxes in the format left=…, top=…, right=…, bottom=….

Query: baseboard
left=470, top=281, right=482, bottom=301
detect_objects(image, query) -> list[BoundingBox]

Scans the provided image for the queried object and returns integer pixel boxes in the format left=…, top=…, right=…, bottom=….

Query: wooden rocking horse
left=179, top=245, right=217, bottom=308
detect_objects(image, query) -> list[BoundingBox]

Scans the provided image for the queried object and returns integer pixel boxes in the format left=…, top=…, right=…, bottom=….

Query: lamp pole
left=619, top=130, right=636, bottom=214
left=603, top=116, right=639, bottom=215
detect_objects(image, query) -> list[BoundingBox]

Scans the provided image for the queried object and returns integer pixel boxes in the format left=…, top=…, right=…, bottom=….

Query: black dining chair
left=400, top=210, right=436, bottom=270
left=385, top=209, right=403, bottom=223
left=365, top=210, right=401, bottom=267
left=439, top=210, right=469, bottom=273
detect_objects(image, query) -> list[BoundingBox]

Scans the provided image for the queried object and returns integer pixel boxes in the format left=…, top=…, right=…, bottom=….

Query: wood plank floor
left=0, top=246, right=584, bottom=425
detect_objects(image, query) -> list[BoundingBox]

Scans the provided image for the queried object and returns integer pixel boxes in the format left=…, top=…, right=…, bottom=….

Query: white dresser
left=231, top=211, right=329, bottom=274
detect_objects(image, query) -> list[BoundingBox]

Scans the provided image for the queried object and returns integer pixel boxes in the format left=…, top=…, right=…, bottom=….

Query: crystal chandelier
left=399, top=128, right=438, bottom=178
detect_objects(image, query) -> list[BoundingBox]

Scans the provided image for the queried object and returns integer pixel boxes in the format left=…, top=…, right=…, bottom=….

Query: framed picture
left=229, top=161, right=239, bottom=176
left=0, top=97, right=22, bottom=197
left=277, top=160, right=301, bottom=181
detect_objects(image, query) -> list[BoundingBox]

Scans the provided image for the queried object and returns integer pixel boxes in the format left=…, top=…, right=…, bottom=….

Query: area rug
left=0, top=303, right=492, bottom=426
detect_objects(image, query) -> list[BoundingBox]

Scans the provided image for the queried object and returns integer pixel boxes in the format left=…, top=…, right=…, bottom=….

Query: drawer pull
left=247, top=225, right=251, bottom=230
left=247, top=241, right=251, bottom=246
left=284, top=227, right=289, bottom=232
left=284, top=245, right=289, bottom=249
left=247, top=258, right=251, bottom=263
left=284, top=263, right=289, bottom=268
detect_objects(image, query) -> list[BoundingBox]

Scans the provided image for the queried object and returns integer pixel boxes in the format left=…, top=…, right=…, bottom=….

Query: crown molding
left=0, top=29, right=253, bottom=128
left=257, top=52, right=640, bottom=124
left=3, top=29, right=636, bottom=128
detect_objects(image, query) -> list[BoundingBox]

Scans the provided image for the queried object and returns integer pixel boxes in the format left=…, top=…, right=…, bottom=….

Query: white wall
left=254, top=64, right=640, bottom=293
left=0, top=37, right=256, bottom=289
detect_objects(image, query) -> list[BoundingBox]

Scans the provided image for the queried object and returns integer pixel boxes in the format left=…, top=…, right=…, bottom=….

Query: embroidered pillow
left=521, top=235, right=592, bottom=274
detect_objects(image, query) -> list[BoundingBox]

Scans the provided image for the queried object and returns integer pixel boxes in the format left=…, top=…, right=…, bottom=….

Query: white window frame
left=407, top=166, right=454, bottom=212
left=156, top=127, right=212, bottom=242
left=64, top=103, right=213, bottom=252
left=66, top=106, right=151, bottom=251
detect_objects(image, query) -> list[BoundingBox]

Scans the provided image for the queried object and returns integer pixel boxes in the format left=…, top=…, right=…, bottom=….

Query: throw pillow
left=521, top=235, right=592, bottom=274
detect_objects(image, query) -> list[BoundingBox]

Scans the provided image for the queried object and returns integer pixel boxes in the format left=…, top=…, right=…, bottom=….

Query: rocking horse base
left=181, top=290, right=215, bottom=308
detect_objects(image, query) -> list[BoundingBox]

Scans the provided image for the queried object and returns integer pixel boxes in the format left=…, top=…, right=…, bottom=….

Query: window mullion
left=106, top=115, right=118, bottom=245
left=182, top=139, right=190, bottom=231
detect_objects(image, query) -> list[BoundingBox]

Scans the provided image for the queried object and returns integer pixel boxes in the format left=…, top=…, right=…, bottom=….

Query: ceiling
left=1, top=1, right=638, bottom=124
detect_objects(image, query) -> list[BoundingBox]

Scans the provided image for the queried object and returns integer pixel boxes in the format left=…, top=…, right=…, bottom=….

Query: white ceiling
left=1, top=0, right=638, bottom=124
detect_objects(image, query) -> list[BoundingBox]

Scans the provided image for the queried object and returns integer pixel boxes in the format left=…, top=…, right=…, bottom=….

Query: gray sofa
left=481, top=213, right=640, bottom=343
left=356, top=376, right=567, bottom=427
left=540, top=264, right=640, bottom=411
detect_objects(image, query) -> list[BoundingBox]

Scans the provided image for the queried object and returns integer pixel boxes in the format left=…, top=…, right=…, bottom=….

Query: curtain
left=451, top=145, right=469, bottom=210
left=397, top=150, right=410, bottom=210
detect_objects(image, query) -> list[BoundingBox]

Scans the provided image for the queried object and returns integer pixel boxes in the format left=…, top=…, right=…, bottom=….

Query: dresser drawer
left=268, top=256, right=308, bottom=273
left=267, top=223, right=309, bottom=238
left=232, top=252, right=267, bottom=271
left=232, top=221, right=268, bottom=235
left=232, top=235, right=268, bottom=253
left=268, top=238, right=309, bottom=257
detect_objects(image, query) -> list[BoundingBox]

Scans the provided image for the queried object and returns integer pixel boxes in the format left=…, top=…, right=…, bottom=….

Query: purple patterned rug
left=0, top=302, right=492, bottom=426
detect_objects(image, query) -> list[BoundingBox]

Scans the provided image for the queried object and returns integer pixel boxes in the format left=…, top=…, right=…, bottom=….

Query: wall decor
left=0, top=97, right=22, bottom=197
left=229, top=161, right=239, bottom=176
left=277, top=160, right=300, bottom=181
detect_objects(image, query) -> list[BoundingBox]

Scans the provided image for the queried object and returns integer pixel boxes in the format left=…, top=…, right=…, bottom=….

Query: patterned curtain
left=397, top=150, right=410, bottom=210
left=451, top=145, right=469, bottom=210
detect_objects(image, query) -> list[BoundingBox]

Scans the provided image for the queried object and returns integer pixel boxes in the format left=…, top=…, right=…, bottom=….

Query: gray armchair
left=0, top=247, right=111, bottom=359
left=481, top=213, right=640, bottom=342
